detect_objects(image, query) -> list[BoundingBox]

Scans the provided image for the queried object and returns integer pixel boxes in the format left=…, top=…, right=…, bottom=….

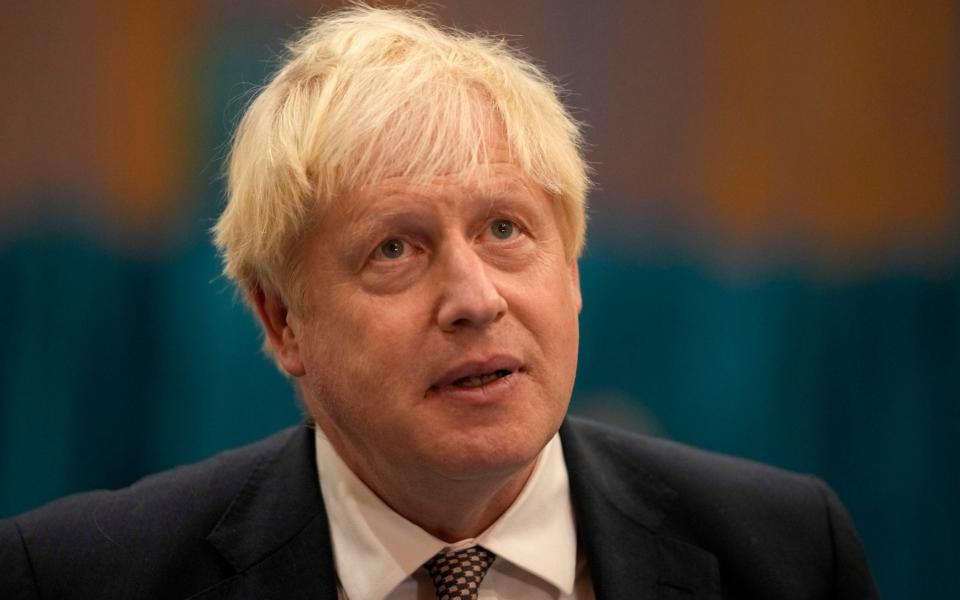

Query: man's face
left=282, top=130, right=582, bottom=492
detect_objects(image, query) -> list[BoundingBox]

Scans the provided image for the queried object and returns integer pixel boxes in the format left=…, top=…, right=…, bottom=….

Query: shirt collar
left=314, top=429, right=578, bottom=599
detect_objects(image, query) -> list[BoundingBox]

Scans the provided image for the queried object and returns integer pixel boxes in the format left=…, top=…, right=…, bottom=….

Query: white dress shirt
left=314, top=428, right=594, bottom=600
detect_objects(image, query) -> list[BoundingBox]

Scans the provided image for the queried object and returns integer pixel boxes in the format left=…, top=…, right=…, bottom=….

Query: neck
left=318, top=423, right=539, bottom=542
left=386, top=461, right=537, bottom=542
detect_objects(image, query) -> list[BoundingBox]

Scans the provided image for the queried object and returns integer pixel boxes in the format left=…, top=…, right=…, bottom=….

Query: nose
left=435, top=240, right=507, bottom=331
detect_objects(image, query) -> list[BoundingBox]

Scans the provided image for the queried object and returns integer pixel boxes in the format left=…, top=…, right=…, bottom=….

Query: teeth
left=455, top=371, right=507, bottom=388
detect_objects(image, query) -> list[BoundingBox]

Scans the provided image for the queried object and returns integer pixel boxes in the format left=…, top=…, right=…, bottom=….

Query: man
left=0, top=6, right=877, bottom=599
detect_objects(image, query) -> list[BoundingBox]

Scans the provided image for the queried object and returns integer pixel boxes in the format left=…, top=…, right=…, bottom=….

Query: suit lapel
left=561, top=418, right=721, bottom=599
left=196, top=426, right=338, bottom=600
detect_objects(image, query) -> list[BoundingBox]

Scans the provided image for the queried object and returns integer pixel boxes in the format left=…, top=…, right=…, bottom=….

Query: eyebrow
left=341, top=191, right=445, bottom=259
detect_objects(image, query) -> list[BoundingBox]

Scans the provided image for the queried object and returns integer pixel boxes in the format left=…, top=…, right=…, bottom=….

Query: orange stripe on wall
left=0, top=1, right=205, bottom=236
left=697, top=1, right=956, bottom=270
left=95, top=0, right=200, bottom=229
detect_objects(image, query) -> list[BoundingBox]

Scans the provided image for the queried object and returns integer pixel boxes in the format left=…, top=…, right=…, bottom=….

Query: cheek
left=510, top=261, right=580, bottom=328
left=299, top=320, right=407, bottom=432
left=537, top=270, right=581, bottom=368
left=303, top=296, right=428, bottom=392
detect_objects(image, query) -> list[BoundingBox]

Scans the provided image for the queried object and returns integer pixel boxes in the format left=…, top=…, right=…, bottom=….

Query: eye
left=489, top=219, right=518, bottom=240
left=377, top=238, right=406, bottom=260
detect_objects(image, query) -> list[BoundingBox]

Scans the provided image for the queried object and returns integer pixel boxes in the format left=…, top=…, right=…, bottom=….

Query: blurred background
left=1, top=1, right=957, bottom=595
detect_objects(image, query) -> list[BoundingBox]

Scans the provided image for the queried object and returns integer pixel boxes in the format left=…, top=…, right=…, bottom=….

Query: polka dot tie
left=424, top=546, right=496, bottom=600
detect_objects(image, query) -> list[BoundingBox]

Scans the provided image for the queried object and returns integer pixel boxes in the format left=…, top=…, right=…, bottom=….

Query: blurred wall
left=1, top=1, right=957, bottom=596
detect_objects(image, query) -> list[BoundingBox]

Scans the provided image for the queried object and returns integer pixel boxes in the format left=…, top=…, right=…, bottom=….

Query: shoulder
left=561, top=415, right=838, bottom=539
left=0, top=426, right=302, bottom=599
left=10, top=426, right=299, bottom=541
left=562, top=414, right=824, bottom=506
left=561, top=416, right=877, bottom=598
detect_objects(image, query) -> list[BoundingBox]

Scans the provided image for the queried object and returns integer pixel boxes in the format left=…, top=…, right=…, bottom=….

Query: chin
left=426, top=424, right=552, bottom=481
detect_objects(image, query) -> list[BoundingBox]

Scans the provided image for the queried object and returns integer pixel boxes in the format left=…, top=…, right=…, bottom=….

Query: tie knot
left=424, top=546, right=497, bottom=600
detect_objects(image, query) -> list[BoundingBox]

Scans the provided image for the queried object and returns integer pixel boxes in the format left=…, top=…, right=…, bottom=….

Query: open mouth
left=452, top=369, right=512, bottom=388
left=431, top=357, right=523, bottom=393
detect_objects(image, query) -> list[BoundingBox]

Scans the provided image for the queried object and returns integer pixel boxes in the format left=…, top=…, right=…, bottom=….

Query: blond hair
left=213, top=4, right=589, bottom=310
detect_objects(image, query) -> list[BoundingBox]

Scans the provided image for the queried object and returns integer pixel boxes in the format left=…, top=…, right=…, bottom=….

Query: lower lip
left=429, top=371, right=522, bottom=405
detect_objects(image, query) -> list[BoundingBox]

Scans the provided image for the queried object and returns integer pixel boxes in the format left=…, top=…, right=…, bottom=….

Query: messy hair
left=213, top=4, right=589, bottom=310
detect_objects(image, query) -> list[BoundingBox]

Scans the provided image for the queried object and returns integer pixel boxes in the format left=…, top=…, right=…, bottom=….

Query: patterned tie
left=424, top=546, right=497, bottom=600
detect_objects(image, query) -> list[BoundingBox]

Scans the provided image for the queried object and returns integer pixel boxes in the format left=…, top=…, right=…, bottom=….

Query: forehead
left=350, top=162, right=536, bottom=209
left=331, top=119, right=544, bottom=222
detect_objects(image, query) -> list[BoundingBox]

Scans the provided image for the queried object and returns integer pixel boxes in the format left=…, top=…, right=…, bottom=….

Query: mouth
left=431, top=356, right=523, bottom=392
left=451, top=369, right=513, bottom=388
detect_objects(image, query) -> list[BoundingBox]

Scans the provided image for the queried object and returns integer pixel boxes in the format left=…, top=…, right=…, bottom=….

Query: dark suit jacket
left=0, top=417, right=877, bottom=599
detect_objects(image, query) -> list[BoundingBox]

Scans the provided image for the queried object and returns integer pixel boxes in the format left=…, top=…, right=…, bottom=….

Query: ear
left=569, top=259, right=583, bottom=314
left=250, top=285, right=306, bottom=377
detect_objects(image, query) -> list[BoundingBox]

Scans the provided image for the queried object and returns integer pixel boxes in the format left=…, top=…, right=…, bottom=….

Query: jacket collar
left=199, top=425, right=339, bottom=600
left=560, top=416, right=721, bottom=599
